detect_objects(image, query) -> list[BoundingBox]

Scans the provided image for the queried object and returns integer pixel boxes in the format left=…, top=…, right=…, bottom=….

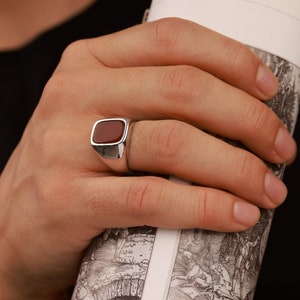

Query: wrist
left=0, top=271, right=69, bottom=300
left=0, top=236, right=70, bottom=300
left=0, top=282, right=70, bottom=300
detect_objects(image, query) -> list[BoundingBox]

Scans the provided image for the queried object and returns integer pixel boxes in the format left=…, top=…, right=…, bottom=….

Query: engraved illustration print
left=166, top=49, right=300, bottom=300
left=72, top=49, right=299, bottom=300
left=72, top=227, right=156, bottom=300
left=168, top=211, right=271, bottom=300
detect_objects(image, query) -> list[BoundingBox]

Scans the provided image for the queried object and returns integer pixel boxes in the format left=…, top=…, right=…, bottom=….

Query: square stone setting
left=92, top=119, right=126, bottom=145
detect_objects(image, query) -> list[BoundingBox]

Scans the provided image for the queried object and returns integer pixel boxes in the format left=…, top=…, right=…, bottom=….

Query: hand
left=0, top=18, right=296, bottom=299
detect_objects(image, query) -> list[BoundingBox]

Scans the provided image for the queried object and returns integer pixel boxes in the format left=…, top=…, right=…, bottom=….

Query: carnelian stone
left=93, top=120, right=125, bottom=144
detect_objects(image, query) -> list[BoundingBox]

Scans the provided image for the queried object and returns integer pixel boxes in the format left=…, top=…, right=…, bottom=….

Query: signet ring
left=91, top=118, right=130, bottom=173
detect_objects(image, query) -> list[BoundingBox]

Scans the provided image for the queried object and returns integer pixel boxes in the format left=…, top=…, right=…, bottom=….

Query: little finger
left=75, top=176, right=261, bottom=233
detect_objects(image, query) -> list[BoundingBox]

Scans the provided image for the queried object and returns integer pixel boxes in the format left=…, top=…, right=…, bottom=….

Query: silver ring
left=91, top=118, right=130, bottom=172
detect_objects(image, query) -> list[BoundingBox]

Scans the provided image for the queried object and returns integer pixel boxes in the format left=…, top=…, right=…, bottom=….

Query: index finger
left=87, top=17, right=279, bottom=100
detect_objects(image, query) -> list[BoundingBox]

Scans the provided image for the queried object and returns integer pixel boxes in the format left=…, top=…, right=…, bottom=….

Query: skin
left=0, top=0, right=95, bottom=50
left=0, top=3, right=297, bottom=299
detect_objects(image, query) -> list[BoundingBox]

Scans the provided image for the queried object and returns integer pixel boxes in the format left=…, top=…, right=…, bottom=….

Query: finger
left=127, top=120, right=287, bottom=209
left=86, top=17, right=279, bottom=100
left=87, top=66, right=296, bottom=164
left=74, top=176, right=261, bottom=233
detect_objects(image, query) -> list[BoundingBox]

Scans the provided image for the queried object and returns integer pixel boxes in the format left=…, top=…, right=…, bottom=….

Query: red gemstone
left=93, top=120, right=125, bottom=144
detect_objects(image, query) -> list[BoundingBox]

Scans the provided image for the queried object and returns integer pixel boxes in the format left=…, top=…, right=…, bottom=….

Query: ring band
left=91, top=118, right=130, bottom=172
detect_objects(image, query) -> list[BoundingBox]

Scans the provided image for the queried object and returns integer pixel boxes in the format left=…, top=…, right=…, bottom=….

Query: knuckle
left=160, top=66, right=197, bottom=103
left=41, top=75, right=63, bottom=103
left=149, top=121, right=187, bottom=163
left=41, top=41, right=90, bottom=104
left=242, top=102, right=270, bottom=135
left=125, top=178, right=164, bottom=219
left=35, top=127, right=62, bottom=165
left=222, top=39, right=254, bottom=72
left=60, top=39, right=87, bottom=61
left=191, top=189, right=209, bottom=227
left=148, top=17, right=187, bottom=51
left=234, top=151, right=260, bottom=183
left=192, top=188, right=231, bottom=231
left=39, top=73, right=71, bottom=116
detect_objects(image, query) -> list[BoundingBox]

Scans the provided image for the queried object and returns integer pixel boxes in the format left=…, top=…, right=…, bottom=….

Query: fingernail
left=274, top=125, right=296, bottom=162
left=233, top=201, right=260, bottom=227
left=256, top=64, right=279, bottom=97
left=264, top=171, right=287, bottom=205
